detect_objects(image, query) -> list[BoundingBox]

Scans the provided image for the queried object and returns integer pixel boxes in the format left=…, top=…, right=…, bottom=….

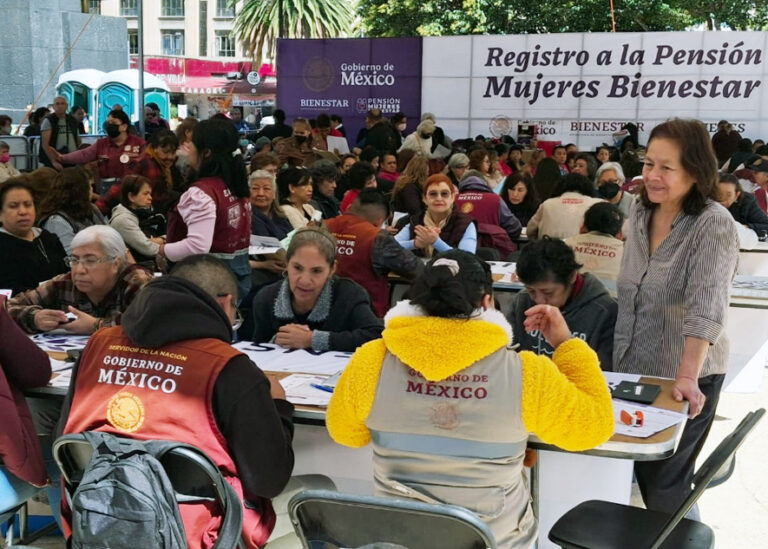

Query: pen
left=311, top=383, right=334, bottom=394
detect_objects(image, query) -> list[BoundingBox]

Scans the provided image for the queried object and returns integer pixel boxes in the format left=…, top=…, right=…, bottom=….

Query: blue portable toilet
left=98, top=70, right=170, bottom=130
left=56, top=69, right=104, bottom=132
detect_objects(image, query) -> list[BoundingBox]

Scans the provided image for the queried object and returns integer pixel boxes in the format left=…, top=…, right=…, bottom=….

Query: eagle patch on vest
left=430, top=402, right=460, bottom=430
left=106, top=391, right=145, bottom=433
left=460, top=202, right=474, bottom=214
left=227, top=204, right=241, bottom=229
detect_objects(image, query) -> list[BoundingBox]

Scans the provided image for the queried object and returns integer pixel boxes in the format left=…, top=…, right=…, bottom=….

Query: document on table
left=50, top=369, right=72, bottom=388
left=232, top=341, right=352, bottom=375
left=50, top=357, right=73, bottom=373
left=489, top=261, right=517, bottom=277
left=603, top=371, right=641, bottom=392
left=279, top=374, right=333, bottom=407
left=731, top=275, right=768, bottom=298
left=249, top=234, right=283, bottom=256
left=612, top=401, right=686, bottom=438
left=32, top=333, right=90, bottom=353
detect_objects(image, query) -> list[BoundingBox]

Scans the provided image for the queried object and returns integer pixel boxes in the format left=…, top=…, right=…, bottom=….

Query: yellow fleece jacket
left=326, top=313, right=614, bottom=452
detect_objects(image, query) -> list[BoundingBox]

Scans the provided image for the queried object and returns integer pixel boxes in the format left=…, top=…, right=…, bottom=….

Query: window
left=199, top=1, right=208, bottom=57
left=128, top=30, right=139, bottom=55
left=215, top=31, right=235, bottom=57
left=216, top=0, right=235, bottom=17
left=161, top=0, right=185, bottom=17
left=87, top=0, right=101, bottom=14
left=161, top=30, right=185, bottom=56
left=120, top=0, right=137, bottom=16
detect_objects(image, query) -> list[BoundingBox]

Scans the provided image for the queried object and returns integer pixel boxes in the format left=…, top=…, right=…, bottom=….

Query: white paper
left=31, top=334, right=90, bottom=353
left=392, top=212, right=408, bottom=226
left=249, top=245, right=283, bottom=255
left=279, top=374, right=333, bottom=406
left=612, top=401, right=686, bottom=438
left=50, top=370, right=72, bottom=388
left=731, top=275, right=768, bottom=298
left=0, top=289, right=12, bottom=298
left=327, top=135, right=350, bottom=155
left=488, top=261, right=517, bottom=276
left=232, top=341, right=352, bottom=375
left=50, top=358, right=74, bottom=373
left=432, top=144, right=451, bottom=159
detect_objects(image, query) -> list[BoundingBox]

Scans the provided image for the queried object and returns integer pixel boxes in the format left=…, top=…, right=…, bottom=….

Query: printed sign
left=277, top=37, right=423, bottom=147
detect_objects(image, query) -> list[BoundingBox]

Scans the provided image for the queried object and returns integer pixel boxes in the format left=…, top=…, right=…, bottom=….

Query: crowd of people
left=0, top=100, right=760, bottom=548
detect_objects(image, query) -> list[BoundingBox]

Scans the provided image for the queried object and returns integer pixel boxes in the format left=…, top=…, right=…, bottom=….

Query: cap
left=748, top=158, right=768, bottom=173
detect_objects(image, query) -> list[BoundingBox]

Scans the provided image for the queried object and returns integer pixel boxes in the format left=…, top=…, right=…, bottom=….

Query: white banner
left=422, top=32, right=768, bottom=149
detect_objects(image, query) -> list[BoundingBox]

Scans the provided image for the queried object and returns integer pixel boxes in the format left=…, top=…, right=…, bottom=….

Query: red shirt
left=60, top=135, right=146, bottom=179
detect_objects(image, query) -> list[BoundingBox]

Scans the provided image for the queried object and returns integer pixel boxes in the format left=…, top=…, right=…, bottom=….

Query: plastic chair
left=0, top=468, right=56, bottom=548
left=53, top=433, right=243, bottom=549
left=288, top=489, right=497, bottom=549
left=548, top=408, right=765, bottom=549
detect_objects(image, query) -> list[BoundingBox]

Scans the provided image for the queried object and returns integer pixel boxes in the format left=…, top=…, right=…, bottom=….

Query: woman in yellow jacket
left=327, top=249, right=614, bottom=549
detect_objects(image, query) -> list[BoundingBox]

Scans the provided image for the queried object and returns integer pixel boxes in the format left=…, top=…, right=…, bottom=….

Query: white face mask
left=397, top=123, right=406, bottom=132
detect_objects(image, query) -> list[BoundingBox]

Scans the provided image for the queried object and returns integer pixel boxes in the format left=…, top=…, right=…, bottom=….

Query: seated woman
left=278, top=168, right=321, bottom=229
left=340, top=161, right=377, bottom=213
left=392, top=156, right=430, bottom=218
left=109, top=175, right=166, bottom=269
left=501, top=172, right=540, bottom=227
left=527, top=173, right=603, bottom=239
left=251, top=227, right=383, bottom=352
left=249, top=169, right=292, bottom=291
left=38, top=167, right=106, bottom=254
left=510, top=237, right=617, bottom=370
left=395, top=174, right=477, bottom=257
left=0, top=180, right=68, bottom=295
left=717, top=172, right=768, bottom=236
left=7, top=225, right=153, bottom=334
left=310, top=159, right=341, bottom=220
left=326, top=250, right=614, bottom=548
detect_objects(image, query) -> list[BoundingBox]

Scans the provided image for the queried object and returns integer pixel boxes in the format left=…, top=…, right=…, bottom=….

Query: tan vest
left=565, top=231, right=624, bottom=295
left=366, top=347, right=535, bottom=549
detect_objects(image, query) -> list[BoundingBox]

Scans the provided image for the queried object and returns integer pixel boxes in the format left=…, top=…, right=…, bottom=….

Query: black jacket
left=313, top=193, right=341, bottom=221
left=0, top=229, right=68, bottom=295
left=59, top=276, right=295, bottom=502
left=251, top=277, right=383, bottom=351
left=729, top=192, right=768, bottom=235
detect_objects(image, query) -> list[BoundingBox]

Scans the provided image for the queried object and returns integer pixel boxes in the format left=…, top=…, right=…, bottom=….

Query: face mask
left=105, top=123, right=121, bottom=138
left=239, top=139, right=249, bottom=147
left=0, top=153, right=9, bottom=163
left=598, top=182, right=621, bottom=199
left=295, top=135, right=308, bottom=144
left=397, top=123, right=406, bottom=132
left=420, top=133, right=432, bottom=140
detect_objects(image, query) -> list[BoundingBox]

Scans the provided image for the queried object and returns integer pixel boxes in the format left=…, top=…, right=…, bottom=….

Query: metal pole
left=138, top=0, right=145, bottom=136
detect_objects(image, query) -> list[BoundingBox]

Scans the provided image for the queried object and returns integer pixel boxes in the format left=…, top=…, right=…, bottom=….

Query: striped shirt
left=613, top=199, right=738, bottom=378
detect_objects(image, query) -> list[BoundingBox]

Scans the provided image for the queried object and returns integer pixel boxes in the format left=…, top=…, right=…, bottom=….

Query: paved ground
left=26, top=367, right=768, bottom=549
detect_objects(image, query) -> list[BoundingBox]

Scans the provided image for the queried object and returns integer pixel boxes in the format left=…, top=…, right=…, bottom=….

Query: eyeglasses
left=426, top=190, right=452, bottom=199
left=217, top=293, right=244, bottom=331
left=600, top=180, right=620, bottom=186
left=66, top=256, right=116, bottom=268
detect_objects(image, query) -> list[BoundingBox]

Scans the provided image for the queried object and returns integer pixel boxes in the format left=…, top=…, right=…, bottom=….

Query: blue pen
left=310, top=383, right=334, bottom=394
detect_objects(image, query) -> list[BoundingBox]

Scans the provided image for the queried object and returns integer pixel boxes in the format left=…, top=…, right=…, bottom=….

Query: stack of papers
left=232, top=341, right=352, bottom=375
left=50, top=369, right=72, bottom=388
left=279, top=374, right=334, bottom=407
left=249, top=235, right=283, bottom=256
left=32, top=334, right=90, bottom=353
left=731, top=275, right=768, bottom=299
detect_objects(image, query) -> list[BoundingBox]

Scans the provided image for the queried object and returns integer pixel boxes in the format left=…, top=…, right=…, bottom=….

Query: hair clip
left=432, top=258, right=460, bottom=276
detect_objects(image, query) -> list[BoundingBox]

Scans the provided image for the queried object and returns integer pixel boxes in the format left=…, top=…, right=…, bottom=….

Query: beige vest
left=366, top=347, right=535, bottom=549
left=565, top=232, right=624, bottom=296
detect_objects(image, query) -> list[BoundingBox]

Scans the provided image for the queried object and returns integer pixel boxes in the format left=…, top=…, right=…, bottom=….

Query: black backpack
left=56, top=431, right=243, bottom=549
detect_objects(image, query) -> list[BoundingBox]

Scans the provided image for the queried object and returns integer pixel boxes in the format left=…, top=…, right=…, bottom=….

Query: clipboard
left=611, top=381, right=661, bottom=404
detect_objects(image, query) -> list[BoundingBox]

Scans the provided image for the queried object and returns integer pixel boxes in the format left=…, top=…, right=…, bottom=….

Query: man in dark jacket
left=509, top=238, right=617, bottom=370
left=364, top=109, right=398, bottom=154
left=58, top=255, right=294, bottom=547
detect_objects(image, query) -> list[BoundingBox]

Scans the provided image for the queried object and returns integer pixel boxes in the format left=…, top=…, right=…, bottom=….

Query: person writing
left=251, top=227, right=383, bottom=352
left=7, top=225, right=153, bottom=334
left=58, top=255, right=295, bottom=548
left=326, top=250, right=614, bottom=548
left=614, top=119, right=739, bottom=517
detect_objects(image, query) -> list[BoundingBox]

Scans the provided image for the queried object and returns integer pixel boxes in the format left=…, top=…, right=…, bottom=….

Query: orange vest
left=63, top=327, right=274, bottom=549
left=326, top=214, right=390, bottom=317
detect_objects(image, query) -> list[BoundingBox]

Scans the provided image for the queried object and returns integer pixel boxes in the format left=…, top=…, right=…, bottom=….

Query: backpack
left=60, top=431, right=243, bottom=549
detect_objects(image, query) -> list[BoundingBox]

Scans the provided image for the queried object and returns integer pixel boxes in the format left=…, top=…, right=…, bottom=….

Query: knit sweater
left=327, top=301, right=614, bottom=452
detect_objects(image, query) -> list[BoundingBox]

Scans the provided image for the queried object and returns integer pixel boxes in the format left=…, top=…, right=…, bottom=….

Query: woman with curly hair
left=38, top=166, right=106, bottom=254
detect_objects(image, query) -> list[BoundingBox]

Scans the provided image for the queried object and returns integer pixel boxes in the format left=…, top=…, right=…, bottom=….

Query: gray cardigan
left=613, top=199, right=738, bottom=378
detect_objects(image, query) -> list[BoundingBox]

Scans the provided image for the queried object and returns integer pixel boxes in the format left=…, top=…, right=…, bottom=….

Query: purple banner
left=277, top=37, right=423, bottom=149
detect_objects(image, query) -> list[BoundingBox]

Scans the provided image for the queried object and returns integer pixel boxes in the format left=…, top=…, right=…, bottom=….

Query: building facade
left=94, top=0, right=246, bottom=61
left=1, top=0, right=127, bottom=122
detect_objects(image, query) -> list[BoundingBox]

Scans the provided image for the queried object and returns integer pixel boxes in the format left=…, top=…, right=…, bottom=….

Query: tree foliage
left=233, top=0, right=354, bottom=61
left=358, top=0, right=767, bottom=36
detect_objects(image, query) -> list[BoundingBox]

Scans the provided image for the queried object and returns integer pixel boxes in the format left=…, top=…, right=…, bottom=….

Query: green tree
left=359, top=0, right=767, bottom=36
left=233, top=0, right=354, bottom=61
